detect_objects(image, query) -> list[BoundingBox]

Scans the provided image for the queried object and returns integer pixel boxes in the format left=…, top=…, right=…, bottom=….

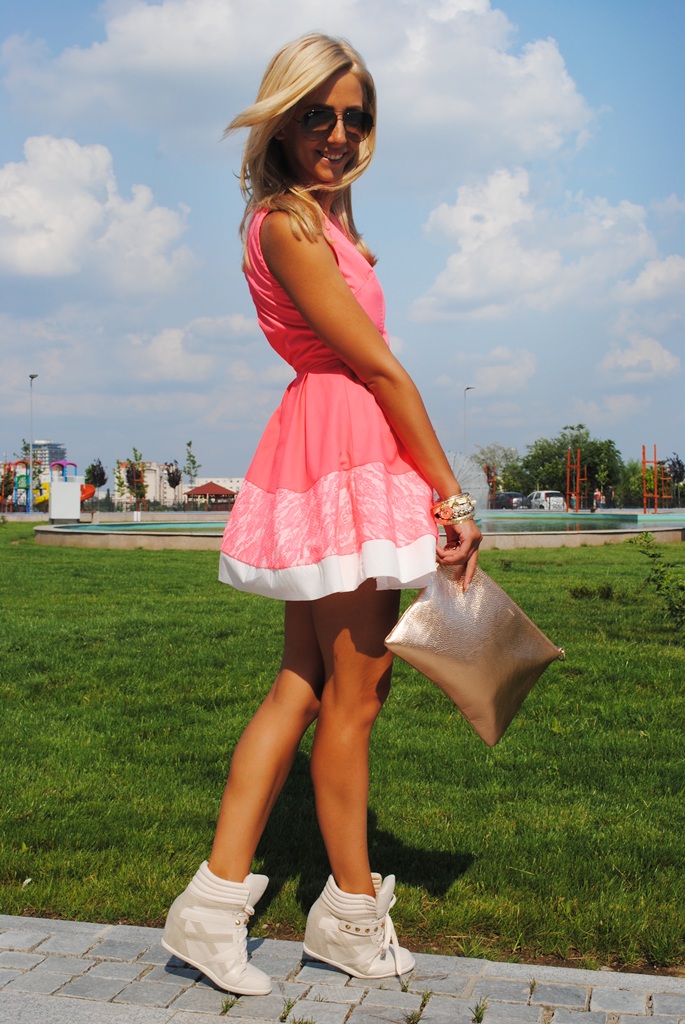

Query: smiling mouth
left=320, top=151, right=347, bottom=163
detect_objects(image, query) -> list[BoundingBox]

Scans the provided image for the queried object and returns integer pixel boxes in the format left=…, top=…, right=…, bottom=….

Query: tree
left=665, top=453, right=684, bottom=507
left=517, top=425, right=624, bottom=500
left=85, top=459, right=108, bottom=493
left=472, top=443, right=522, bottom=491
left=617, top=459, right=643, bottom=509
left=183, top=441, right=201, bottom=487
left=123, top=447, right=147, bottom=504
left=165, top=460, right=183, bottom=493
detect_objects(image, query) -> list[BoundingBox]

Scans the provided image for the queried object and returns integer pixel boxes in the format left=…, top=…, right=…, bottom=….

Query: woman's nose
left=328, top=115, right=347, bottom=143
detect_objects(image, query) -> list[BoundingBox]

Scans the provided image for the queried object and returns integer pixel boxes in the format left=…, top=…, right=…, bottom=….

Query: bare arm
left=260, top=213, right=481, bottom=583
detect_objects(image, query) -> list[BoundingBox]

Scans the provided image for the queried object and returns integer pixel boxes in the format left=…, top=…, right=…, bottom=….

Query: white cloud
left=575, top=393, right=652, bottom=424
left=414, top=169, right=659, bottom=320
left=613, top=255, right=685, bottom=304
left=0, top=136, right=193, bottom=292
left=1, top=0, right=593, bottom=168
left=599, top=335, right=680, bottom=383
left=473, top=346, right=536, bottom=394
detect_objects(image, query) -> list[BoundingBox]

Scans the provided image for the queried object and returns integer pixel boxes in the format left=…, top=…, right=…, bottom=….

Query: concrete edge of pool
left=33, top=511, right=685, bottom=552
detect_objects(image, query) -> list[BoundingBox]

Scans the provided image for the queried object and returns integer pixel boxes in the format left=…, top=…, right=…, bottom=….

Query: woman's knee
left=265, top=670, right=322, bottom=727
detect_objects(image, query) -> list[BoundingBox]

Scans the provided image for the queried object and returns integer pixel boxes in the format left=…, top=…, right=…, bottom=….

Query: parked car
left=493, top=491, right=531, bottom=509
left=528, top=489, right=565, bottom=510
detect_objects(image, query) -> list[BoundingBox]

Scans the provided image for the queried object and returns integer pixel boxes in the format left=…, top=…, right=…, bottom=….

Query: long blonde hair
left=226, top=34, right=377, bottom=264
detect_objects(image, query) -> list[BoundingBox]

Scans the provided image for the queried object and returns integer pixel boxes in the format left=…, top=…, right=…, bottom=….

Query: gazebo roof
left=185, top=481, right=235, bottom=497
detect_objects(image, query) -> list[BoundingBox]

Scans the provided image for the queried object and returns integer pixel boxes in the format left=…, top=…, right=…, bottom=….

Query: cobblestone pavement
left=2, top=915, right=685, bottom=1024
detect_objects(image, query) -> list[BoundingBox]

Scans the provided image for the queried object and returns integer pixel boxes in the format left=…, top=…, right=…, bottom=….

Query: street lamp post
left=28, top=374, right=38, bottom=514
left=463, top=386, right=474, bottom=455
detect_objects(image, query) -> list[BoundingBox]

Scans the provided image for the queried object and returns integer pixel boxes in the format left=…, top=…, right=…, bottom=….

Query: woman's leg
left=309, top=579, right=400, bottom=897
left=208, top=599, right=325, bottom=881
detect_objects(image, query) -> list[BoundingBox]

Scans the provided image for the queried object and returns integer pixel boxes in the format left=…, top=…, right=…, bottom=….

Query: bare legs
left=310, top=581, right=399, bottom=895
left=208, top=580, right=400, bottom=896
left=209, top=601, right=325, bottom=880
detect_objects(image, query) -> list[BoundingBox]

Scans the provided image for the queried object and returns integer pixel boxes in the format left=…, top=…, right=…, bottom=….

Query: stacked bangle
left=432, top=492, right=476, bottom=526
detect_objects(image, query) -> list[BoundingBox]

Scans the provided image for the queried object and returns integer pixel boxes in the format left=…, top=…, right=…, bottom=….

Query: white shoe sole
left=161, top=938, right=272, bottom=996
left=302, top=942, right=415, bottom=980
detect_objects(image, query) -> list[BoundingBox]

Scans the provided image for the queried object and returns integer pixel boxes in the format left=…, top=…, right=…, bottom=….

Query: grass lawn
left=1, top=520, right=684, bottom=971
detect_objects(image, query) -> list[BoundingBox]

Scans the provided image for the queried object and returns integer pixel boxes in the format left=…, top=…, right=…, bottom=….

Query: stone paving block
left=170, top=1015, right=271, bottom=1024
left=32, top=955, right=95, bottom=975
left=87, top=959, right=148, bottom=981
left=346, top=973, right=404, bottom=990
left=531, top=982, right=589, bottom=1009
left=225, top=993, right=295, bottom=1018
left=0, top=951, right=45, bottom=970
left=115, top=979, right=190, bottom=1007
left=589, top=986, right=647, bottom=1014
left=248, top=953, right=302, bottom=980
left=0, top=928, right=51, bottom=951
left=470, top=978, right=533, bottom=1004
left=5, top=970, right=73, bottom=994
left=296, top=962, right=351, bottom=986
left=480, top=1004, right=542, bottom=1023
left=303, top=983, right=365, bottom=1004
left=0, top=989, right=175, bottom=1022
left=0, top=969, right=21, bottom=989
left=412, top=952, right=486, bottom=975
left=141, top=943, right=180, bottom=966
left=284, top=1000, right=350, bottom=1024
left=59, top=974, right=132, bottom=1000
left=407, top=971, right=470, bottom=996
left=91, top=937, right=155, bottom=960
left=418, top=996, right=477, bottom=1024
left=626, top=1016, right=682, bottom=1024
left=107, top=924, right=166, bottom=944
left=652, top=993, right=685, bottom=1016
left=348, top=1007, right=424, bottom=1024
left=551, top=1012, right=608, bottom=1024
left=358, top=988, right=423, bottom=1011
left=146, top=964, right=202, bottom=984
left=169, top=983, right=230, bottom=1013
left=249, top=937, right=301, bottom=959
left=36, top=932, right=101, bottom=956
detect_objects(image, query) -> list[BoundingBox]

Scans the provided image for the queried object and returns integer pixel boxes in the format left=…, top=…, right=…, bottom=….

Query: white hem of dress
left=218, top=535, right=437, bottom=601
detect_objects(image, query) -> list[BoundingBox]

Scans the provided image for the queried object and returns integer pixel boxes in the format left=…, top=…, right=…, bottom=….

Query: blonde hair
left=226, top=34, right=377, bottom=264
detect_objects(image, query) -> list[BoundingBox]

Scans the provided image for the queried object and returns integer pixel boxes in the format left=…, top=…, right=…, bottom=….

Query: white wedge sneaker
left=162, top=862, right=271, bottom=995
left=303, top=873, right=415, bottom=979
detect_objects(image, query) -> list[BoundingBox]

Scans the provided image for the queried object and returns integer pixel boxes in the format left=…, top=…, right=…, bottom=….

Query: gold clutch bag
left=385, top=565, right=565, bottom=746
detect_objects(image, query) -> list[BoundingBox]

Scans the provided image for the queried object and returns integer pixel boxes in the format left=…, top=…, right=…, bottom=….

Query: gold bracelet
left=432, top=492, right=476, bottom=526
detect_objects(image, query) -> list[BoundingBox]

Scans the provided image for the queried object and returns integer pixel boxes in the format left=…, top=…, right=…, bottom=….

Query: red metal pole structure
left=642, top=445, right=660, bottom=514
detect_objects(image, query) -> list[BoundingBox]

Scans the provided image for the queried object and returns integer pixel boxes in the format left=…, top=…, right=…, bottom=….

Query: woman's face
left=276, top=70, right=365, bottom=190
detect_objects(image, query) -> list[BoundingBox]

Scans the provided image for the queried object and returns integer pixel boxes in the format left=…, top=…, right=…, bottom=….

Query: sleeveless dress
left=218, top=208, right=438, bottom=601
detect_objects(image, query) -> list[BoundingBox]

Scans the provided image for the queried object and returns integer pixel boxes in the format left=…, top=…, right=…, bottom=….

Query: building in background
left=33, top=440, right=67, bottom=475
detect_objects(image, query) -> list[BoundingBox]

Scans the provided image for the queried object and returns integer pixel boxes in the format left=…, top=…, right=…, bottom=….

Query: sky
left=1, top=0, right=683, bottom=481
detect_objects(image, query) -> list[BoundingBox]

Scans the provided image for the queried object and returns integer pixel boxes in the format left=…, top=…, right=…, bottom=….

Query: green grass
left=1, top=521, right=684, bottom=971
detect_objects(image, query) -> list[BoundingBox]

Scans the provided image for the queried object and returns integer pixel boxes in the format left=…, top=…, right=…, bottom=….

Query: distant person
left=162, top=34, right=481, bottom=996
left=593, top=487, right=602, bottom=511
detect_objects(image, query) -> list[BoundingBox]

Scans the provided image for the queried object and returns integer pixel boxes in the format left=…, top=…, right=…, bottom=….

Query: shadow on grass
left=256, top=751, right=473, bottom=915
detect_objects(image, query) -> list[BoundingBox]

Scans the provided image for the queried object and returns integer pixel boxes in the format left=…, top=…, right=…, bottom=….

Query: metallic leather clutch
left=385, top=565, right=565, bottom=746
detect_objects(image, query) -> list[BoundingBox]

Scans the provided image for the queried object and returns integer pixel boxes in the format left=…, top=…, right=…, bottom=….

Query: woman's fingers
left=435, top=520, right=482, bottom=590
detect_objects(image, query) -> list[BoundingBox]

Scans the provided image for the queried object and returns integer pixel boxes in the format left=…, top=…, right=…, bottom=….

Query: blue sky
left=1, top=0, right=683, bottom=480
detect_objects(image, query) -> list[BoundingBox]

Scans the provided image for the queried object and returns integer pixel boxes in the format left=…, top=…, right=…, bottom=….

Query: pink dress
left=219, top=208, right=438, bottom=601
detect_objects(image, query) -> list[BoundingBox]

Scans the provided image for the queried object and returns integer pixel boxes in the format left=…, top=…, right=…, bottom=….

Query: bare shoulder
left=260, top=210, right=335, bottom=280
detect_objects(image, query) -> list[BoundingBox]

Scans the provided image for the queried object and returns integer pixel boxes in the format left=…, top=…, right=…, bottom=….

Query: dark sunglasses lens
left=300, top=110, right=336, bottom=136
left=300, top=109, right=373, bottom=140
left=343, top=111, right=373, bottom=139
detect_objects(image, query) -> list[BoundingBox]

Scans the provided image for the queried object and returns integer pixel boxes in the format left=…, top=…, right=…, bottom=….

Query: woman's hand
left=436, top=518, right=482, bottom=591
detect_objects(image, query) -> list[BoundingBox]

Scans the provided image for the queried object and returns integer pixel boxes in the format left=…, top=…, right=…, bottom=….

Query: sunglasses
left=293, top=107, right=374, bottom=142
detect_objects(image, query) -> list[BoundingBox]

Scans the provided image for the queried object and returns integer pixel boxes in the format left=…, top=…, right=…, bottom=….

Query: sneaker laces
left=377, top=911, right=403, bottom=976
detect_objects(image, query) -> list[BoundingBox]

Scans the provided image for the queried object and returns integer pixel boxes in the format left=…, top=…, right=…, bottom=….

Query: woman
left=163, top=33, right=481, bottom=996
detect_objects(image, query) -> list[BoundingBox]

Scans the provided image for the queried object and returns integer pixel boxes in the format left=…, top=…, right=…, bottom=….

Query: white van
left=528, top=490, right=565, bottom=510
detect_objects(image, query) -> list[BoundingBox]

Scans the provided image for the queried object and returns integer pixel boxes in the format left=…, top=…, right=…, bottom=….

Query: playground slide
left=33, top=483, right=95, bottom=506
left=33, top=483, right=49, bottom=506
